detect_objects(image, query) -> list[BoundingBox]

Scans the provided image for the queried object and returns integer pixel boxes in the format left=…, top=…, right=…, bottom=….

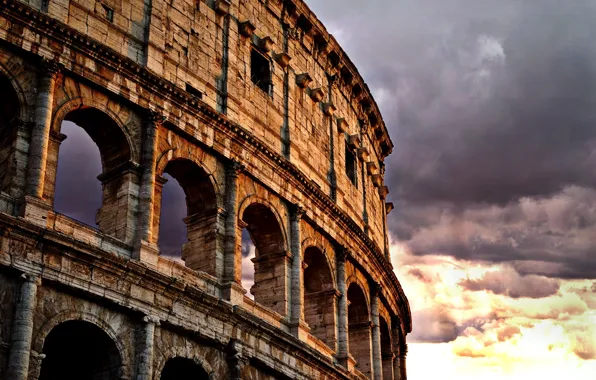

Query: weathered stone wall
left=0, top=0, right=410, bottom=378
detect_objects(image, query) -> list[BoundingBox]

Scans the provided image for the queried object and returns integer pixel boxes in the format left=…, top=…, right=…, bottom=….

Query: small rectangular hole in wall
left=102, top=4, right=114, bottom=22
left=345, top=140, right=358, bottom=187
left=251, top=48, right=272, bottom=96
left=41, top=0, right=49, bottom=12
left=185, top=83, right=203, bottom=99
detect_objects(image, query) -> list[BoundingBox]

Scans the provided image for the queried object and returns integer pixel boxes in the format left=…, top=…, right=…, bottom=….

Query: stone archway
left=160, top=357, right=210, bottom=380
left=39, top=320, right=123, bottom=380
left=241, top=201, right=289, bottom=315
left=156, top=158, right=221, bottom=275
left=347, top=282, right=372, bottom=377
left=303, top=246, right=337, bottom=349
left=51, top=106, right=137, bottom=243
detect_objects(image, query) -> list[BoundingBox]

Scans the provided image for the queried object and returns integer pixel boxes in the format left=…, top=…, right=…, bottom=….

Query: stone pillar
left=399, top=344, right=408, bottom=380
left=222, top=160, right=245, bottom=305
left=336, top=247, right=349, bottom=367
left=134, top=111, right=164, bottom=266
left=26, top=60, right=60, bottom=199
left=289, top=205, right=308, bottom=339
left=371, top=284, right=382, bottom=380
left=226, top=339, right=249, bottom=380
left=136, top=315, right=160, bottom=380
left=391, top=319, right=402, bottom=380
left=6, top=273, right=41, bottom=380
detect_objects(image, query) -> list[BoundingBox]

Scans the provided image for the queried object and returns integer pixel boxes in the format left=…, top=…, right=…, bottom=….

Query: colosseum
left=0, top=0, right=411, bottom=378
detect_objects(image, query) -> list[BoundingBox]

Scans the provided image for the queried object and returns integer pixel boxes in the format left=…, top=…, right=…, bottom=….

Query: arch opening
left=380, top=317, right=394, bottom=380
left=0, top=73, right=23, bottom=197
left=160, top=357, right=210, bottom=380
left=53, top=107, right=136, bottom=242
left=157, top=159, right=220, bottom=274
left=303, top=246, right=336, bottom=349
left=347, top=282, right=372, bottom=377
left=39, top=320, right=122, bottom=380
left=241, top=203, right=288, bottom=315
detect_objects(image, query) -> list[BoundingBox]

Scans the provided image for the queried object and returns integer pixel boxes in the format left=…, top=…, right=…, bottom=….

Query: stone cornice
left=0, top=0, right=410, bottom=332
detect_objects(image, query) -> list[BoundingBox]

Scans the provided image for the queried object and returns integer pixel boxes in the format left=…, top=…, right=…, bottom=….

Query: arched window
left=157, top=159, right=220, bottom=275
left=347, top=282, right=372, bottom=377
left=380, top=316, right=394, bottom=380
left=54, top=121, right=102, bottom=226
left=241, top=228, right=256, bottom=298
left=160, top=357, right=210, bottom=380
left=0, top=73, right=23, bottom=198
left=241, top=203, right=288, bottom=316
left=303, top=246, right=336, bottom=349
left=40, top=320, right=122, bottom=380
left=52, top=108, right=135, bottom=242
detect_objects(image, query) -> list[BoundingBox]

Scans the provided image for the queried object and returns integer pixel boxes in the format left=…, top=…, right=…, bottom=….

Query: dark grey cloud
left=308, top=0, right=596, bottom=279
left=459, top=267, right=560, bottom=298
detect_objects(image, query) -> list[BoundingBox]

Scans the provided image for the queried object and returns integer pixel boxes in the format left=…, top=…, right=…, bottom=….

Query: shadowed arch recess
left=158, top=158, right=220, bottom=275
left=241, top=202, right=289, bottom=316
left=347, top=282, right=372, bottom=377
left=39, top=320, right=122, bottom=380
left=303, top=246, right=337, bottom=349
left=52, top=106, right=137, bottom=243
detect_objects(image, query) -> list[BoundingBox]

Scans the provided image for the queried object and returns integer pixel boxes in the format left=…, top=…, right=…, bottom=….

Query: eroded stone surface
left=0, top=0, right=410, bottom=379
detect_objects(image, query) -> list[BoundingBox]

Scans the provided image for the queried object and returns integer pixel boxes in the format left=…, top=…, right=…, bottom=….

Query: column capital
left=226, top=160, right=245, bottom=178
left=20, top=273, right=41, bottom=286
left=147, top=109, right=167, bottom=126
left=291, top=204, right=305, bottom=222
left=371, top=281, right=382, bottom=296
left=39, top=58, right=62, bottom=78
left=336, top=246, right=351, bottom=262
left=142, top=315, right=161, bottom=326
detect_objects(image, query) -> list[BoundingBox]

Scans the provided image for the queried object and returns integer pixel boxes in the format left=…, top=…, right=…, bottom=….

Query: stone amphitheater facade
left=0, top=0, right=411, bottom=378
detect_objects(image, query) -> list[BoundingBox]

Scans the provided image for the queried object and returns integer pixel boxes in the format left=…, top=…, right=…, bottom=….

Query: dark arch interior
left=160, top=357, right=210, bottom=380
left=380, top=317, right=392, bottom=355
left=303, top=246, right=336, bottom=348
left=241, top=203, right=287, bottom=314
left=242, top=203, right=285, bottom=257
left=159, top=159, right=217, bottom=260
left=162, top=159, right=216, bottom=216
left=54, top=107, right=131, bottom=229
left=347, top=283, right=369, bottom=325
left=54, top=121, right=102, bottom=226
left=304, top=247, right=333, bottom=293
left=0, top=73, right=21, bottom=194
left=40, top=320, right=121, bottom=380
left=0, top=74, right=19, bottom=127
left=64, top=108, right=130, bottom=171
left=347, top=282, right=372, bottom=376
left=380, top=316, right=394, bottom=379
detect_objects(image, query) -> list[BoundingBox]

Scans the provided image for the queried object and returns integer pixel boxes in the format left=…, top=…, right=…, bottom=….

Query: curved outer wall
left=0, top=0, right=411, bottom=379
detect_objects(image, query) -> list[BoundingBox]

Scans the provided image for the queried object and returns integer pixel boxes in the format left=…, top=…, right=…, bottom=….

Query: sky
left=306, top=0, right=596, bottom=378
left=51, top=0, right=596, bottom=377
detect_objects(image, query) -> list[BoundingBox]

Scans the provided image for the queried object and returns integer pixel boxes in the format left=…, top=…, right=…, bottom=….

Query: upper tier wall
left=30, top=0, right=394, bottom=253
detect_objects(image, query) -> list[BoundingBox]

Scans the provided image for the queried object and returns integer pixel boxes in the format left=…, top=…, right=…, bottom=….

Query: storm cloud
left=308, top=0, right=596, bottom=279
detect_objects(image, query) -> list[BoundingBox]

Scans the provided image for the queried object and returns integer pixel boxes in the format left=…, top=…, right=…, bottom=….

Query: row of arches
left=39, top=320, right=209, bottom=380
left=0, top=71, right=402, bottom=378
